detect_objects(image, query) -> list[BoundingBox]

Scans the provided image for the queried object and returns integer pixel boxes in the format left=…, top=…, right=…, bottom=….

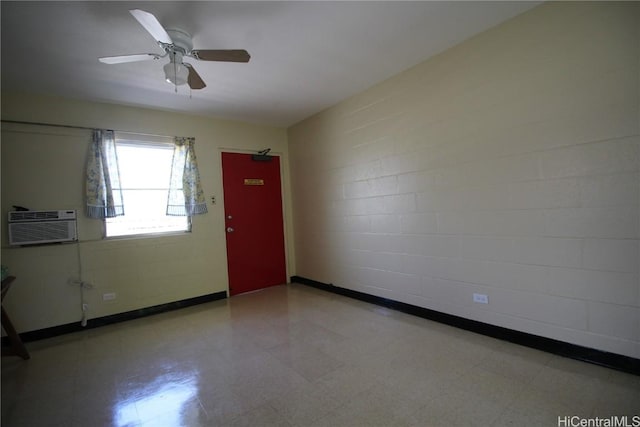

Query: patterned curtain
left=167, top=137, right=208, bottom=216
left=85, top=129, right=125, bottom=218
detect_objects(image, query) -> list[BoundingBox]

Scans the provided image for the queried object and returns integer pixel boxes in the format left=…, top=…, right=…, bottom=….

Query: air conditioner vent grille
left=10, top=222, right=76, bottom=244
left=9, top=210, right=76, bottom=222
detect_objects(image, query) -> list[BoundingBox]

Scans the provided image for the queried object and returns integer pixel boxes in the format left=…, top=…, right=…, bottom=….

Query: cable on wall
left=68, top=242, right=93, bottom=327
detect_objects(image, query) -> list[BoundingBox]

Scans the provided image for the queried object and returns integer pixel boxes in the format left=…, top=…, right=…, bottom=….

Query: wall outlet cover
left=473, top=293, right=489, bottom=304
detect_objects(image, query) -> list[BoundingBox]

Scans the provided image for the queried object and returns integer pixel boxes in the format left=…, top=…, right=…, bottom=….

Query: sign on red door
left=221, top=152, right=287, bottom=295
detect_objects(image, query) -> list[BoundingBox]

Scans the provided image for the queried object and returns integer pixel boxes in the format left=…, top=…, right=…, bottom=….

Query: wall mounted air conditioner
left=8, top=210, right=78, bottom=246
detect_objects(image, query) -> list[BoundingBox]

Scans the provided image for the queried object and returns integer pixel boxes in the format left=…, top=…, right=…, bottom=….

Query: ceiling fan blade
left=129, top=9, right=172, bottom=45
left=185, top=64, right=206, bottom=89
left=190, top=49, right=250, bottom=63
left=98, top=53, right=160, bottom=64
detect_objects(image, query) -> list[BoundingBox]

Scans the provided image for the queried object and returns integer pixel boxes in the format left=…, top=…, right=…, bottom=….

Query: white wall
left=1, top=92, right=294, bottom=332
left=288, top=2, right=639, bottom=358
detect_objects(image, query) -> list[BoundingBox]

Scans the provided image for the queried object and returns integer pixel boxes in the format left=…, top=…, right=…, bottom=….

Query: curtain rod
left=2, top=119, right=95, bottom=132
left=1, top=119, right=192, bottom=139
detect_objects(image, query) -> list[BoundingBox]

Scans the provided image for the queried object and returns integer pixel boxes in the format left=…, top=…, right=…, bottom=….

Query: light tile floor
left=2, top=284, right=639, bottom=426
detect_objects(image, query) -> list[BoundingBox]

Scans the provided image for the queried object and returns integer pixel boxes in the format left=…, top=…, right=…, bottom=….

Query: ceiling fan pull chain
left=173, top=59, right=178, bottom=93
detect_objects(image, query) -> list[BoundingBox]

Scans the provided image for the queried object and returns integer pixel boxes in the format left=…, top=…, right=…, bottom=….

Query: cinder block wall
left=288, top=2, right=639, bottom=358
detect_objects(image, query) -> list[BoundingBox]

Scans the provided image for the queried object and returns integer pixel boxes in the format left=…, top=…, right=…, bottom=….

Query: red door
left=222, top=152, right=287, bottom=295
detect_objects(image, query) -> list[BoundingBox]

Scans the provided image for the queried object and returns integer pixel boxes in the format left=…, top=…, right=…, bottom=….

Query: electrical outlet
left=103, top=292, right=116, bottom=301
left=473, top=293, right=489, bottom=304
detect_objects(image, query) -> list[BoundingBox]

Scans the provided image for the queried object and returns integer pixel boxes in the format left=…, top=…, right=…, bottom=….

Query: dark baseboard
left=2, top=291, right=227, bottom=345
left=291, top=275, right=639, bottom=376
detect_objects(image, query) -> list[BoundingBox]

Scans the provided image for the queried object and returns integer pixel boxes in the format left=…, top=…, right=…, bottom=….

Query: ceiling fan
left=99, top=9, right=250, bottom=91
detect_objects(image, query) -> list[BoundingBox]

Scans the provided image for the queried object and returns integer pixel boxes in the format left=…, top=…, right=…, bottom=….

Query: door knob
left=227, top=227, right=234, bottom=233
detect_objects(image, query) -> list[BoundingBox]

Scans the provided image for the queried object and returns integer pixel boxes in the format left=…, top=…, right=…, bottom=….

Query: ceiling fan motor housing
left=165, top=29, right=193, bottom=55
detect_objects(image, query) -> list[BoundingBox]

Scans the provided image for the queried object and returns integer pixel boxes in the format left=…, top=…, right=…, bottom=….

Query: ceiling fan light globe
left=163, top=62, right=189, bottom=86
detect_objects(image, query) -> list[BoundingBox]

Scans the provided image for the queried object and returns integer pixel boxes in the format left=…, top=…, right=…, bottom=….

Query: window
left=105, top=133, right=190, bottom=237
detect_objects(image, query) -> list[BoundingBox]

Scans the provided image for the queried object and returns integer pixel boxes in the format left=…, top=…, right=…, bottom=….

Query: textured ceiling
left=1, top=1, right=540, bottom=127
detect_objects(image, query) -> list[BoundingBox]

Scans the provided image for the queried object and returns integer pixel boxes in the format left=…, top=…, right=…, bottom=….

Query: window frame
left=103, top=133, right=192, bottom=240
